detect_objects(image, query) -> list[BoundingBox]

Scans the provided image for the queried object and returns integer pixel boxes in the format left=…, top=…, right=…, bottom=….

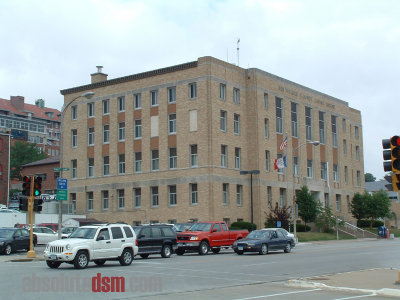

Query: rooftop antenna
left=237, top=38, right=240, bottom=66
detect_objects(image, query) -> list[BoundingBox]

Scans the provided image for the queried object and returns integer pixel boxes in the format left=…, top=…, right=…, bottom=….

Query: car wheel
left=73, top=251, right=89, bottom=269
left=140, top=254, right=149, bottom=259
left=175, top=249, right=185, bottom=255
left=119, top=248, right=133, bottom=266
left=94, top=260, right=106, bottom=266
left=211, top=247, right=221, bottom=254
left=259, top=244, right=268, bottom=255
left=161, top=245, right=172, bottom=258
left=199, top=241, right=209, bottom=255
left=237, top=250, right=244, bottom=255
left=4, top=244, right=12, bottom=255
left=46, top=261, right=61, bottom=269
left=284, top=242, right=292, bottom=253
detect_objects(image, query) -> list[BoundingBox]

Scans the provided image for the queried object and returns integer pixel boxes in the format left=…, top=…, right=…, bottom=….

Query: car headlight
left=66, top=244, right=71, bottom=250
left=189, top=236, right=198, bottom=241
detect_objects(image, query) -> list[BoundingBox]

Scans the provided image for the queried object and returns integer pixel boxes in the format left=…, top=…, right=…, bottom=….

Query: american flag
left=280, top=136, right=288, bottom=151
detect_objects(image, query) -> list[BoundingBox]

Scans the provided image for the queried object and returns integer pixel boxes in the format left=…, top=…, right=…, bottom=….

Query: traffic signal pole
left=27, top=177, right=36, bottom=258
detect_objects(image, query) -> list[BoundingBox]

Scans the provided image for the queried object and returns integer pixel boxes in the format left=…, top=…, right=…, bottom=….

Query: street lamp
left=292, top=140, right=320, bottom=239
left=240, top=170, right=260, bottom=230
left=57, top=91, right=95, bottom=238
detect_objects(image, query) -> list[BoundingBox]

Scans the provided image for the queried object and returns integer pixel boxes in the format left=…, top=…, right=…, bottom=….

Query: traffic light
left=33, top=176, right=42, bottom=197
left=383, top=136, right=400, bottom=172
left=22, top=176, right=31, bottom=196
left=19, top=196, right=28, bottom=211
left=33, top=198, right=43, bottom=212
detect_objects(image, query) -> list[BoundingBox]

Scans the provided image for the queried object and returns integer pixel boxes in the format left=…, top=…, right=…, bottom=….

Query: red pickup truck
left=176, top=221, right=249, bottom=255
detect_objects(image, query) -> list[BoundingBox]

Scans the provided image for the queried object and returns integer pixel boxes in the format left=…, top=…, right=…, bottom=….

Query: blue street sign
left=277, top=221, right=281, bottom=228
left=57, top=178, right=68, bottom=190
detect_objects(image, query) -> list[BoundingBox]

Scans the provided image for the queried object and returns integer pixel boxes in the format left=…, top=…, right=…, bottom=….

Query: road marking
left=241, top=262, right=278, bottom=267
left=233, top=288, right=322, bottom=299
left=332, top=293, right=376, bottom=300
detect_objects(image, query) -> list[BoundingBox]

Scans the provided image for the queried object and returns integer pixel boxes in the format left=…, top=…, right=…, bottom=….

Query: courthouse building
left=60, top=56, right=364, bottom=228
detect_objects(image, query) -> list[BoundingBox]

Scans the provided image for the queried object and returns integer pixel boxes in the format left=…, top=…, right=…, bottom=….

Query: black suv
left=132, top=224, right=177, bottom=258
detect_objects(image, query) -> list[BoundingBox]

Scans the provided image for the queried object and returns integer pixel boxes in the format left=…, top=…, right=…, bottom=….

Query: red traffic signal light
left=22, top=176, right=31, bottom=196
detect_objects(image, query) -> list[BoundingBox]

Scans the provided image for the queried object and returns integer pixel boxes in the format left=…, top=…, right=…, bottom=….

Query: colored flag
left=280, top=136, right=288, bottom=151
left=274, top=156, right=288, bottom=170
left=274, top=158, right=278, bottom=170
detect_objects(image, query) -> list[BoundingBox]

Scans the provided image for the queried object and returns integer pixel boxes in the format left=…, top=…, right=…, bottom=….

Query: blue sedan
left=232, top=229, right=294, bottom=255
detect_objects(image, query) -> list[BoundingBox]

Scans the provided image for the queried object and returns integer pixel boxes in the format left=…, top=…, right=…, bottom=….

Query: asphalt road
left=1, top=239, right=399, bottom=299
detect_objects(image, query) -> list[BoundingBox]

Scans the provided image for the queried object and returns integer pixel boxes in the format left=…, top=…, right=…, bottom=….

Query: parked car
left=263, top=228, right=296, bottom=247
left=61, top=227, right=78, bottom=238
left=173, top=223, right=194, bottom=232
left=232, top=229, right=294, bottom=255
left=32, top=227, right=58, bottom=244
left=0, top=209, right=22, bottom=213
left=44, top=223, right=138, bottom=269
left=0, top=204, right=7, bottom=209
left=8, top=200, right=19, bottom=210
left=37, top=223, right=59, bottom=231
left=133, top=224, right=177, bottom=258
left=0, top=228, right=37, bottom=255
left=176, top=221, right=248, bottom=255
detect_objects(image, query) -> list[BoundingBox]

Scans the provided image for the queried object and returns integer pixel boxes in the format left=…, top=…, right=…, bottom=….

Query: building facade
left=0, top=132, right=11, bottom=205
left=60, top=56, right=364, bottom=228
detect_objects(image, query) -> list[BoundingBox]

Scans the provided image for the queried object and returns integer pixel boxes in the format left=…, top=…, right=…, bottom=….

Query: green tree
left=264, top=203, right=291, bottom=230
left=351, top=192, right=368, bottom=225
left=316, top=206, right=344, bottom=233
left=10, top=141, right=47, bottom=179
left=296, top=186, right=320, bottom=226
left=364, top=173, right=376, bottom=182
left=365, top=190, right=392, bottom=229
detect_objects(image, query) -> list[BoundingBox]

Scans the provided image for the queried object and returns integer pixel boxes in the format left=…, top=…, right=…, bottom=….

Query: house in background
left=0, top=132, right=11, bottom=205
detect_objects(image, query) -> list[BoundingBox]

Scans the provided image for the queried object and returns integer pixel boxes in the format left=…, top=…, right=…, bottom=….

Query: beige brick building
left=60, top=56, right=364, bottom=228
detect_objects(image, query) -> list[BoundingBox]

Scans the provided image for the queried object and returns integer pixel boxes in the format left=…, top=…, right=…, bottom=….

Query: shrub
left=289, top=224, right=311, bottom=232
left=230, top=221, right=256, bottom=231
left=357, top=219, right=384, bottom=227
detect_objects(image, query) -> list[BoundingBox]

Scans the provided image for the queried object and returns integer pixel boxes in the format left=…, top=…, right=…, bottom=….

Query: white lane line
left=233, top=288, right=322, bottom=299
left=333, top=293, right=376, bottom=300
left=241, top=262, right=278, bottom=267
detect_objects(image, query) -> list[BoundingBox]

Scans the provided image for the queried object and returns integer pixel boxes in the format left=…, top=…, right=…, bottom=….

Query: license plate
left=178, top=243, right=183, bottom=247
left=50, top=254, right=57, bottom=260
left=238, top=246, right=243, bottom=251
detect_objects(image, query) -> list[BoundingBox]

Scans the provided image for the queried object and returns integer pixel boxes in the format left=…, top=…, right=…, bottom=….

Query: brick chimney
left=10, top=96, right=25, bottom=111
left=91, top=66, right=108, bottom=84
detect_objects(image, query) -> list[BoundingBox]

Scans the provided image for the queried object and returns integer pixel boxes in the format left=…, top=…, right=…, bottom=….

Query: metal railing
left=337, top=217, right=378, bottom=238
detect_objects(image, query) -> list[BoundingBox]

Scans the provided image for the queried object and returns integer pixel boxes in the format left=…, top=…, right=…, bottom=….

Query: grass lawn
left=297, top=231, right=356, bottom=242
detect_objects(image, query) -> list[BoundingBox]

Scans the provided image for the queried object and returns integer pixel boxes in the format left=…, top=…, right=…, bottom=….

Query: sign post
left=57, top=178, right=68, bottom=239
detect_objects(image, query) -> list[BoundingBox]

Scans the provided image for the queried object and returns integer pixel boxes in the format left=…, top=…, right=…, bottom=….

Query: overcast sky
left=1, top=0, right=399, bottom=181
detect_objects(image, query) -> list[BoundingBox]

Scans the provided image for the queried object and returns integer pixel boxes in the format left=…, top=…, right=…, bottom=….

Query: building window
left=220, top=83, right=226, bottom=100
left=169, top=185, right=177, bottom=206
left=134, top=119, right=142, bottom=139
left=347, top=195, right=351, bottom=213
left=88, top=158, right=94, bottom=177
left=119, top=154, right=125, bottom=174
left=333, top=164, right=339, bottom=182
left=307, top=159, right=313, bottom=178
left=134, top=152, right=142, bottom=173
left=151, top=90, right=158, bottom=106
left=221, top=145, right=227, bottom=167
left=118, top=122, right=125, bottom=141
left=293, top=156, right=299, bottom=176
left=343, top=139, right=347, bottom=156
left=88, top=103, right=95, bottom=118
left=264, top=118, right=269, bottom=138
left=336, top=194, right=341, bottom=211
left=134, top=188, right=141, bottom=208
left=342, top=119, right=346, bottom=133
left=190, top=183, right=198, bottom=205
left=118, top=96, right=125, bottom=112
left=88, top=127, right=94, bottom=146
left=72, top=105, right=77, bottom=120
left=233, top=88, right=240, bottom=104
left=235, top=147, right=241, bottom=169
left=318, top=111, right=325, bottom=144
left=168, top=113, right=176, bottom=134
left=87, top=192, right=93, bottom=211
left=151, top=186, right=159, bottom=207
left=236, top=185, right=242, bottom=206
left=71, top=159, right=77, bottom=179
left=266, top=150, right=270, bottom=172
left=71, top=129, right=77, bottom=148
left=103, top=99, right=109, bottom=115
left=264, top=93, right=268, bottom=109
left=70, top=193, right=76, bottom=212
left=356, top=146, right=360, bottom=161
left=344, top=166, right=348, bottom=184
left=332, top=115, right=338, bottom=147
left=189, top=82, right=197, bottom=99
left=321, top=162, right=327, bottom=180
left=267, top=186, right=272, bottom=208
left=103, top=156, right=109, bottom=176
left=169, top=147, right=177, bottom=169
left=103, top=124, right=110, bottom=144
left=275, top=97, right=283, bottom=134
left=305, top=106, right=312, bottom=141
left=167, top=86, right=176, bottom=103
left=277, top=153, right=284, bottom=174
left=118, top=189, right=125, bottom=209
left=190, top=144, right=198, bottom=167
left=134, top=93, right=142, bottom=109
left=357, top=171, right=361, bottom=187
left=234, top=114, right=240, bottom=135
left=220, top=110, right=227, bottom=132
left=291, top=102, right=298, bottom=138
left=355, top=126, right=359, bottom=139
left=280, top=188, right=286, bottom=207
left=102, top=191, right=109, bottom=210
left=151, top=150, right=159, bottom=171
left=222, top=183, right=229, bottom=205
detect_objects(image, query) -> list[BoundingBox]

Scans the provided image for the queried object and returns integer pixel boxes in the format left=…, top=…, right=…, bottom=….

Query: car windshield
left=247, top=230, right=269, bottom=239
left=0, top=229, right=14, bottom=238
left=69, top=228, right=97, bottom=239
left=188, top=223, right=212, bottom=232
left=61, top=227, right=75, bottom=234
left=173, top=224, right=190, bottom=232
left=132, top=226, right=142, bottom=235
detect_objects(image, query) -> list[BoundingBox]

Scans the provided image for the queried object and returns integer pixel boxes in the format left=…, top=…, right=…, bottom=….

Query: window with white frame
left=88, top=127, right=94, bottom=146
left=305, top=106, right=312, bottom=141
left=321, top=162, right=327, bottom=180
left=291, top=102, right=298, bottom=138
left=134, top=93, right=142, bottom=109
left=280, top=188, right=286, bottom=207
left=168, top=113, right=176, bottom=134
left=134, top=152, right=142, bottom=173
left=233, top=88, right=240, bottom=104
left=103, top=156, right=109, bottom=176
left=221, top=145, right=227, bottom=167
left=72, top=105, right=77, bottom=120
left=220, top=110, right=227, bottom=132
left=190, top=183, right=198, bottom=205
left=355, top=146, right=360, bottom=161
left=220, top=83, right=226, bottom=100
left=355, top=126, right=359, bottom=139
left=88, top=158, right=94, bottom=177
left=190, top=144, right=198, bottom=167
left=357, top=170, right=361, bottom=186
left=236, top=185, right=242, bottom=206
left=267, top=186, right=272, bottom=208
left=70, top=193, right=76, bottom=212
left=264, top=118, right=269, bottom=138
left=72, top=129, right=77, bottom=148
left=333, top=164, right=339, bottom=182
left=134, top=119, right=142, bottom=139
left=266, top=150, right=270, bottom=172
left=222, top=183, right=229, bottom=205
left=319, top=111, right=325, bottom=144
left=169, top=185, right=177, bottom=206
left=134, top=188, right=141, bottom=208
left=343, top=139, right=347, bottom=156
left=332, top=115, right=338, bottom=147
left=344, top=166, right=348, bottom=184
left=168, top=86, right=176, bottom=103
left=118, top=122, right=125, bottom=141
left=234, top=114, right=240, bottom=134
left=342, top=118, right=346, bottom=133
left=87, top=192, right=93, bottom=211
left=118, top=189, right=125, bottom=209
left=264, top=93, right=268, bottom=109
left=72, top=159, right=77, bottom=179
left=277, top=153, right=284, bottom=174
left=103, top=99, right=110, bottom=115
left=189, top=82, right=197, bottom=99
left=151, top=90, right=158, bottom=106
left=151, top=150, right=159, bottom=171
left=169, top=147, right=177, bottom=169
left=275, top=97, right=283, bottom=134
left=235, top=147, right=241, bottom=169
left=103, top=124, right=110, bottom=144
left=118, top=96, right=125, bottom=112
left=151, top=186, right=159, bottom=207
left=88, top=103, right=95, bottom=118
left=336, top=194, right=341, bottom=211
left=119, top=154, right=125, bottom=174
left=102, top=191, right=109, bottom=210
left=293, top=156, right=299, bottom=176
left=307, top=159, right=313, bottom=178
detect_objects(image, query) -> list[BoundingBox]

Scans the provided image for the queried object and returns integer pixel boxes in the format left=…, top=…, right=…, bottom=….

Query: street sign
left=57, top=190, right=68, bottom=201
left=61, top=168, right=69, bottom=171
left=57, top=178, right=68, bottom=190
left=53, top=168, right=61, bottom=171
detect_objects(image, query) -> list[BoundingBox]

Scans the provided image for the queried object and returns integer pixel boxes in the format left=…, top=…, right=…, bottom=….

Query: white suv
left=44, top=223, right=138, bottom=269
